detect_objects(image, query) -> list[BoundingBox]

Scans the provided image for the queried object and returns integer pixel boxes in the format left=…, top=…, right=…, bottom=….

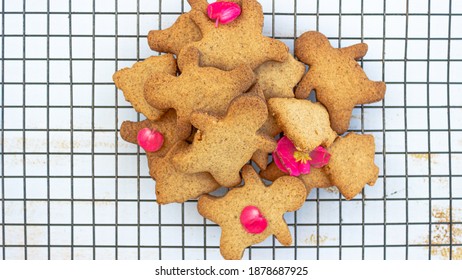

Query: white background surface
left=1, top=0, right=462, bottom=260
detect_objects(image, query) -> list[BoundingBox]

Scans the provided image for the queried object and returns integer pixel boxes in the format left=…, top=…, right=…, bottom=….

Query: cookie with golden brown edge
left=198, top=165, right=306, bottom=260
left=268, top=98, right=338, bottom=152
left=147, top=0, right=208, bottom=55
left=182, top=0, right=288, bottom=71
left=144, top=46, right=255, bottom=139
left=150, top=141, right=221, bottom=204
left=119, top=109, right=181, bottom=160
left=172, top=94, right=276, bottom=187
left=295, top=31, right=386, bottom=134
left=324, top=133, right=379, bottom=200
left=113, top=54, right=177, bottom=120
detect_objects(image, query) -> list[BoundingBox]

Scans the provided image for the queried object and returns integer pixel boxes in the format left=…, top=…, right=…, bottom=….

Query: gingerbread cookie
left=197, top=165, right=306, bottom=260
left=255, top=53, right=306, bottom=100
left=250, top=55, right=305, bottom=170
left=182, top=0, right=288, bottom=71
left=268, top=98, right=337, bottom=152
left=295, top=31, right=386, bottom=134
left=259, top=161, right=285, bottom=182
left=147, top=0, right=208, bottom=55
left=172, top=94, right=276, bottom=187
left=151, top=141, right=221, bottom=204
left=113, top=54, right=177, bottom=120
left=120, top=111, right=220, bottom=204
left=324, top=133, right=379, bottom=200
left=144, top=46, right=255, bottom=139
left=119, top=109, right=180, bottom=160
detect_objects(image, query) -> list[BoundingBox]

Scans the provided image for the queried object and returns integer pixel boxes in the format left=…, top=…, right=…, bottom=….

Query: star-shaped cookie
left=198, top=165, right=306, bottom=260
left=172, top=94, right=276, bottom=187
left=182, top=0, right=289, bottom=70
left=144, top=46, right=255, bottom=139
left=113, top=54, right=177, bottom=120
left=295, top=31, right=386, bottom=134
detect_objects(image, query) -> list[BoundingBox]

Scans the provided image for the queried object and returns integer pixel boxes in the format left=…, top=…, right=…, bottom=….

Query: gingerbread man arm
left=256, top=134, right=277, bottom=153
left=190, top=111, right=219, bottom=132
left=187, top=0, right=208, bottom=11
left=177, top=46, right=201, bottom=72
left=340, top=42, right=368, bottom=60
left=144, top=73, right=177, bottom=110
left=189, top=10, right=215, bottom=35
left=295, top=71, right=316, bottom=99
left=272, top=219, right=293, bottom=246
left=240, top=0, right=264, bottom=28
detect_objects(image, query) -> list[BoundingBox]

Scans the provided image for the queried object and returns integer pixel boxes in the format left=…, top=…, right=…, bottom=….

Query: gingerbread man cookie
left=295, top=31, right=386, bottom=134
left=198, top=165, right=306, bottom=260
left=144, top=46, right=255, bottom=139
left=182, top=0, right=288, bottom=71
left=151, top=141, right=221, bottom=204
left=119, top=109, right=180, bottom=160
left=172, top=94, right=276, bottom=187
left=113, top=54, right=177, bottom=120
left=120, top=111, right=220, bottom=204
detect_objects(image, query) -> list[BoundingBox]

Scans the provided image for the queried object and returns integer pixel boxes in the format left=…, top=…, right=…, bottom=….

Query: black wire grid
left=1, top=0, right=462, bottom=260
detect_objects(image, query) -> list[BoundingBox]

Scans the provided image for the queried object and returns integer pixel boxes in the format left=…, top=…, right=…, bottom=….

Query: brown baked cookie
left=268, top=98, right=338, bottom=152
left=260, top=162, right=332, bottom=191
left=144, top=47, right=255, bottom=139
left=259, top=161, right=286, bottom=182
left=151, top=141, right=221, bottom=204
left=182, top=0, right=288, bottom=71
left=255, top=53, right=306, bottom=100
left=245, top=84, right=280, bottom=170
left=299, top=167, right=332, bottom=193
left=120, top=111, right=219, bottom=204
left=197, top=165, right=306, bottom=260
left=113, top=55, right=177, bottom=120
left=324, top=133, right=379, bottom=200
left=172, top=94, right=276, bottom=187
left=119, top=109, right=180, bottom=160
left=147, top=0, right=208, bottom=55
left=295, top=31, right=386, bottom=134
left=250, top=55, right=305, bottom=170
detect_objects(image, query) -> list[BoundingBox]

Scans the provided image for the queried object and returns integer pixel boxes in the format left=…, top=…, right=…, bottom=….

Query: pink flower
left=240, top=205, right=267, bottom=234
left=207, top=1, right=241, bottom=27
left=273, top=136, right=330, bottom=177
left=309, top=146, right=331, bottom=168
left=137, top=128, right=164, bottom=152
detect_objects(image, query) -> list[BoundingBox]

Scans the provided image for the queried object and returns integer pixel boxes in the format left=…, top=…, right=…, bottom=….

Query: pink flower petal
left=272, top=151, right=288, bottom=174
left=207, top=1, right=241, bottom=27
left=273, top=136, right=311, bottom=177
left=240, top=205, right=267, bottom=234
left=137, top=128, right=164, bottom=152
left=309, top=146, right=331, bottom=168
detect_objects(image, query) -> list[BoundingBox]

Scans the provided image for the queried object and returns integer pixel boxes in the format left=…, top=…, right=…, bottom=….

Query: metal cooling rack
left=1, top=0, right=462, bottom=260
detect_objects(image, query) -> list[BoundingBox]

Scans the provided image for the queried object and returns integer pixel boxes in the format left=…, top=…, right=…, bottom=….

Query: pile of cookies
left=114, top=0, right=386, bottom=260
